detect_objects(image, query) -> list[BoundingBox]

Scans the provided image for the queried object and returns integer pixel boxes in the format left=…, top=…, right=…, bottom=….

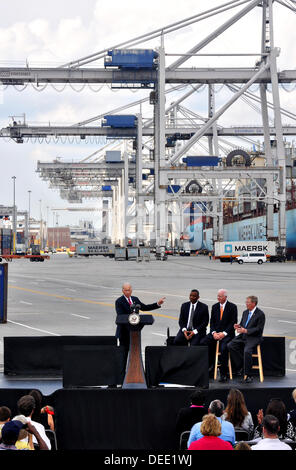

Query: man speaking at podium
left=115, top=283, right=166, bottom=348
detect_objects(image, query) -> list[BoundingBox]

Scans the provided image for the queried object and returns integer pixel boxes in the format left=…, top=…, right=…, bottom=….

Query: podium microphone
left=130, top=303, right=141, bottom=314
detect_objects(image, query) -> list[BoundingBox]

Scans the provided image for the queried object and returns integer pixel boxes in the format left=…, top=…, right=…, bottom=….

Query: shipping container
left=104, top=49, right=157, bottom=69
left=0, top=229, right=12, bottom=255
left=102, top=115, right=137, bottom=128
left=183, top=156, right=221, bottom=167
left=76, top=243, right=115, bottom=257
left=214, top=240, right=277, bottom=262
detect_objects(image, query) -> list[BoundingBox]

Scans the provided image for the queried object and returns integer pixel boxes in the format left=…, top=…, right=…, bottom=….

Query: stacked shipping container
left=0, top=228, right=12, bottom=255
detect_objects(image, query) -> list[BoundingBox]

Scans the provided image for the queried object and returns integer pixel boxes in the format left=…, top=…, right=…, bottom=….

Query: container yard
left=0, top=0, right=295, bottom=455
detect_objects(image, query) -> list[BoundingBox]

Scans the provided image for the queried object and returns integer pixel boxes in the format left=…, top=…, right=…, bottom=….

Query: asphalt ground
left=1, top=253, right=296, bottom=374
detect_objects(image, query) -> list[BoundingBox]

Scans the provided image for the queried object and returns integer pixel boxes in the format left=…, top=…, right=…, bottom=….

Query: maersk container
left=214, top=240, right=277, bottom=261
left=104, top=49, right=157, bottom=69
left=183, top=156, right=221, bottom=167
left=102, top=185, right=112, bottom=191
left=102, top=115, right=137, bottom=128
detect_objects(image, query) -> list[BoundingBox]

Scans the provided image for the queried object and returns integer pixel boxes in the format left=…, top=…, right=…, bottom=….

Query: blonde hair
left=200, top=414, right=221, bottom=437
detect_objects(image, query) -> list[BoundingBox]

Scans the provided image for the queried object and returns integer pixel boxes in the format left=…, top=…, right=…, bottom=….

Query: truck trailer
left=214, top=240, right=278, bottom=262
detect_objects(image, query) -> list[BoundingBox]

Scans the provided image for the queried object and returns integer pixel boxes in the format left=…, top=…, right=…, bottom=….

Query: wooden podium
left=116, top=314, right=154, bottom=388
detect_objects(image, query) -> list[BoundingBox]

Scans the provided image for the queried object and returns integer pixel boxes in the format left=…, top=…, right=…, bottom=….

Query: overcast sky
left=0, top=0, right=295, bottom=227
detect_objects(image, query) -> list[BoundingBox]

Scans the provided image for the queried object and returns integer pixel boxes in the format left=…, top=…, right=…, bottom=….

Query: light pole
left=28, top=190, right=31, bottom=251
left=12, top=176, right=16, bottom=254
left=52, top=211, right=55, bottom=249
left=46, top=206, right=49, bottom=249
left=39, top=199, right=42, bottom=250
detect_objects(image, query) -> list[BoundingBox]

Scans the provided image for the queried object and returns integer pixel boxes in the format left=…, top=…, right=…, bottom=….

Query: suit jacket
left=239, top=307, right=265, bottom=340
left=178, top=301, right=209, bottom=337
left=210, top=300, right=237, bottom=339
left=115, top=295, right=160, bottom=338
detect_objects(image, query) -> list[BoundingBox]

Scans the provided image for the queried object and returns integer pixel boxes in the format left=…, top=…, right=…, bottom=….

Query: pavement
left=1, top=252, right=296, bottom=380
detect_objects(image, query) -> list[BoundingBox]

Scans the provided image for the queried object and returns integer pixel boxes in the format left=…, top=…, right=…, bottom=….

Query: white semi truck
left=214, top=240, right=279, bottom=262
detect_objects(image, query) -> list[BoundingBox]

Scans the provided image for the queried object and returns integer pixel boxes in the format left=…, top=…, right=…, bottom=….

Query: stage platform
left=0, top=371, right=295, bottom=450
left=0, top=371, right=295, bottom=395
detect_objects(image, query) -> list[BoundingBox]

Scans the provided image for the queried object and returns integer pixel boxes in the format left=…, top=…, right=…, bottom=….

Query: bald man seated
left=200, top=289, right=237, bottom=382
left=115, top=283, right=165, bottom=349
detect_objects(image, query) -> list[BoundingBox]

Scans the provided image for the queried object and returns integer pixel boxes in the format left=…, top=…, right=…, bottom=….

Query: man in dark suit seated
left=227, top=295, right=265, bottom=384
left=200, top=289, right=237, bottom=382
left=115, top=282, right=165, bottom=348
left=173, top=289, right=209, bottom=346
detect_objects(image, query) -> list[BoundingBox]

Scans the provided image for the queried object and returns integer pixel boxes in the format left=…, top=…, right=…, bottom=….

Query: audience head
left=0, top=406, right=11, bottom=423
left=190, top=389, right=206, bottom=406
left=225, top=388, right=249, bottom=427
left=29, top=389, right=43, bottom=416
left=265, top=398, right=288, bottom=436
left=234, top=442, right=252, bottom=451
left=12, top=415, right=29, bottom=441
left=262, top=414, right=280, bottom=438
left=200, top=414, right=221, bottom=437
left=17, top=395, right=36, bottom=418
left=292, top=389, right=296, bottom=404
left=1, top=420, right=25, bottom=446
left=208, top=400, right=224, bottom=417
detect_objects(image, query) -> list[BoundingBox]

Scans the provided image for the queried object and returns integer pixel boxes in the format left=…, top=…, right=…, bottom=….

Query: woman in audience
left=254, top=398, right=295, bottom=441
left=29, top=390, right=55, bottom=431
left=188, top=414, right=233, bottom=450
left=222, top=388, right=254, bottom=438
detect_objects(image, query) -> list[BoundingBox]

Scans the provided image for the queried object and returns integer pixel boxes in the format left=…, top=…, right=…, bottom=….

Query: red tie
left=128, top=297, right=132, bottom=305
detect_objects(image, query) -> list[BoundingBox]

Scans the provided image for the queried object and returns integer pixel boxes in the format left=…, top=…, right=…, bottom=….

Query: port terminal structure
left=1, top=0, right=296, bottom=255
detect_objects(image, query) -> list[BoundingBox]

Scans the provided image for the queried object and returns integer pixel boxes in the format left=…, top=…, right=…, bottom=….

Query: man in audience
left=187, top=399, right=235, bottom=447
left=251, top=415, right=292, bottom=450
left=17, top=395, right=51, bottom=450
